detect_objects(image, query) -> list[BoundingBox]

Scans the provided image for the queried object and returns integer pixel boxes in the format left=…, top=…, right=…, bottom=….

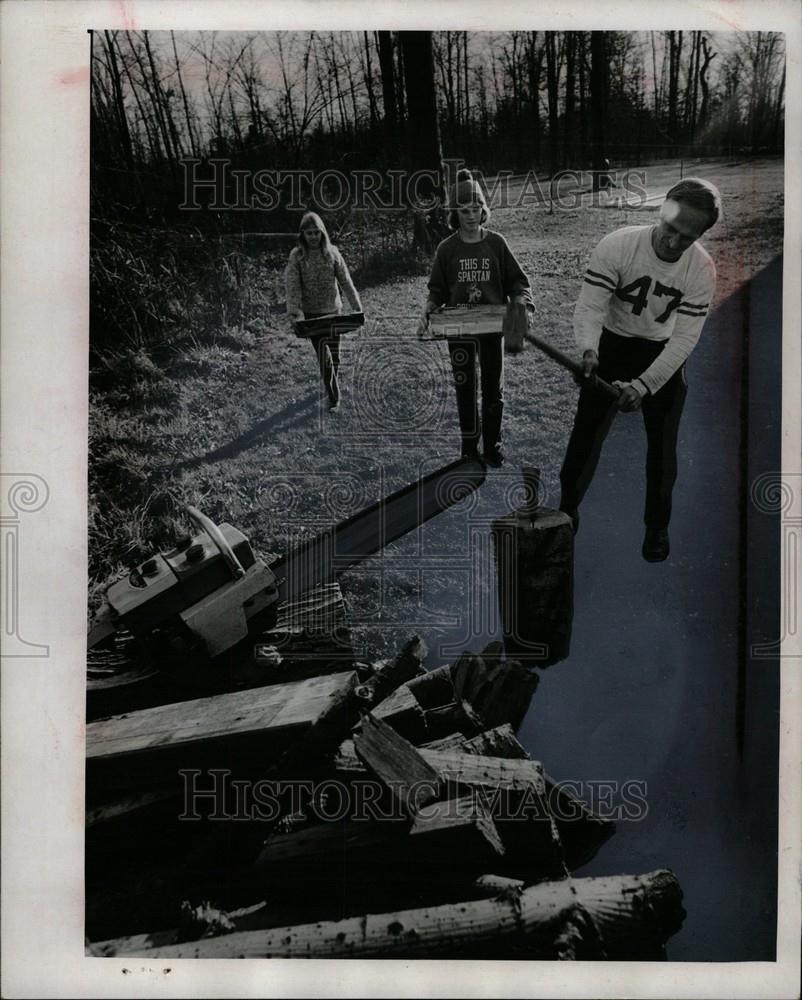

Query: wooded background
left=91, top=29, right=785, bottom=223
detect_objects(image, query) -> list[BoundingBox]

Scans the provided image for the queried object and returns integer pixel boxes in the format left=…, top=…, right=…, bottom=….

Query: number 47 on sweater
left=616, top=276, right=684, bottom=323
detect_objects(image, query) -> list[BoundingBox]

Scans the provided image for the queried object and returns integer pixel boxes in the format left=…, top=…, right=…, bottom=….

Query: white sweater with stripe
left=573, top=225, right=716, bottom=394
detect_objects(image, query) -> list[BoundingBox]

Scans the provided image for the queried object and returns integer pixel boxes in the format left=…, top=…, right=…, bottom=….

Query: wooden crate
left=428, top=304, right=508, bottom=338
left=293, top=312, right=365, bottom=338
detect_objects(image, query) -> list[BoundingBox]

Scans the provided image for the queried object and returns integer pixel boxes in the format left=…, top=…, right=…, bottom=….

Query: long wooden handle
left=523, top=331, right=620, bottom=400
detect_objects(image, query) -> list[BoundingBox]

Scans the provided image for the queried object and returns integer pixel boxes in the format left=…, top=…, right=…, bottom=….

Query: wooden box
left=294, top=312, right=365, bottom=338
left=428, top=304, right=508, bottom=338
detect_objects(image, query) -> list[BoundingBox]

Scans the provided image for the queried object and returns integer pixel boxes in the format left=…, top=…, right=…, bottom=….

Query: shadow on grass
left=166, top=390, right=321, bottom=474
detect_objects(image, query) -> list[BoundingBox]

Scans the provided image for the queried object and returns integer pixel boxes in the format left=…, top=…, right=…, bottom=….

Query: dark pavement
left=518, top=256, right=782, bottom=961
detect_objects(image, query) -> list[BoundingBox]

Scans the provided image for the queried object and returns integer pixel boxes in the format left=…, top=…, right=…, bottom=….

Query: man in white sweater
left=559, top=177, right=721, bottom=562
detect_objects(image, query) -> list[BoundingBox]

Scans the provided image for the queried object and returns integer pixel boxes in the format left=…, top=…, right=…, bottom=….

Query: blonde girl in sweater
left=285, top=212, right=362, bottom=409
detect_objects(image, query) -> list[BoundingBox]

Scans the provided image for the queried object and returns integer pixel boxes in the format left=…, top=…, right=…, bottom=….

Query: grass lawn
left=89, top=157, right=784, bottom=661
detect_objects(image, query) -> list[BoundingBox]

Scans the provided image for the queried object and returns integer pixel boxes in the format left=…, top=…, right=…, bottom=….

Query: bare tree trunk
left=377, top=31, right=397, bottom=136
left=690, top=31, right=702, bottom=143
left=398, top=31, right=446, bottom=250
left=667, top=30, right=683, bottom=144
left=399, top=31, right=443, bottom=196
left=112, top=32, right=160, bottom=163
left=363, top=31, right=378, bottom=126
left=698, top=36, right=716, bottom=132
left=445, top=33, right=457, bottom=139
left=563, top=31, right=576, bottom=168
left=545, top=32, right=560, bottom=177
left=772, top=58, right=785, bottom=150
left=590, top=31, right=607, bottom=190
left=527, top=33, right=543, bottom=167
left=171, top=31, right=197, bottom=157
left=142, top=31, right=180, bottom=167
left=227, top=85, right=242, bottom=147
left=577, top=33, right=588, bottom=164
left=103, top=30, right=135, bottom=169
left=396, top=37, right=407, bottom=122
left=650, top=31, right=660, bottom=123
left=463, top=33, right=470, bottom=131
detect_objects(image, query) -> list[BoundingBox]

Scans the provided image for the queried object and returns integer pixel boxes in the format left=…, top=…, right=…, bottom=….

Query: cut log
left=330, top=744, right=546, bottom=794
left=405, top=664, right=455, bottom=708
left=249, top=584, right=354, bottom=682
left=264, top=636, right=428, bottom=779
left=420, top=724, right=528, bottom=758
left=422, top=748, right=565, bottom=878
left=371, top=683, right=428, bottom=743
left=492, top=505, right=573, bottom=667
left=420, top=731, right=467, bottom=751
left=86, top=670, right=357, bottom=796
left=423, top=698, right=485, bottom=738
left=473, top=873, right=525, bottom=899
left=544, top=775, right=616, bottom=871
left=254, top=796, right=504, bottom=879
left=353, top=713, right=441, bottom=815
left=451, top=652, right=489, bottom=703
left=421, top=748, right=546, bottom=795
left=470, top=660, right=539, bottom=731
left=115, top=869, right=685, bottom=959
left=86, top=788, right=179, bottom=828
left=462, top=724, right=529, bottom=759
left=448, top=726, right=613, bottom=872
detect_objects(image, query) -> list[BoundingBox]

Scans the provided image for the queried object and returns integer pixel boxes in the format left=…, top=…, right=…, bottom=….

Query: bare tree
left=590, top=31, right=607, bottom=189
left=545, top=31, right=560, bottom=176
left=102, top=30, right=135, bottom=169
left=377, top=31, right=398, bottom=137
left=398, top=31, right=445, bottom=249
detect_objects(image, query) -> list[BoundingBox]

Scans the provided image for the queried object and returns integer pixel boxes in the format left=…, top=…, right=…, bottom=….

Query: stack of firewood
left=86, top=617, right=685, bottom=960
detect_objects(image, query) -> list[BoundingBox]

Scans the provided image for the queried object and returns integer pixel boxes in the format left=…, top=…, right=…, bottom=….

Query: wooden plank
left=353, top=713, right=441, bottom=815
left=115, top=869, right=685, bottom=959
left=329, top=744, right=546, bottom=794
left=86, top=671, right=356, bottom=794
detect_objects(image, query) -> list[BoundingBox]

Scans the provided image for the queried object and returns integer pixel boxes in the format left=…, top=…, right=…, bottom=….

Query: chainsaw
left=87, top=506, right=279, bottom=679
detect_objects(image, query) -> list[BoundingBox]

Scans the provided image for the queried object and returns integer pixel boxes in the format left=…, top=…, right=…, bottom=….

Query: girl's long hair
left=296, top=211, right=334, bottom=260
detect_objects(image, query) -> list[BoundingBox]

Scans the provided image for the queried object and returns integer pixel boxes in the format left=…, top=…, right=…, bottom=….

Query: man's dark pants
left=448, top=332, right=504, bottom=455
left=559, top=328, right=688, bottom=528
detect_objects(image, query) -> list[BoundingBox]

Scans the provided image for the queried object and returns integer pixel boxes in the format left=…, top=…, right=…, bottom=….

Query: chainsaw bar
left=271, top=457, right=487, bottom=606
